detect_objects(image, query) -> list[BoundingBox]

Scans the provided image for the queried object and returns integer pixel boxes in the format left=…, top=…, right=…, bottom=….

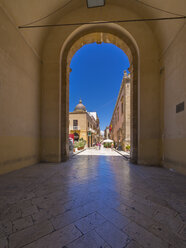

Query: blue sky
left=69, top=42, right=130, bottom=131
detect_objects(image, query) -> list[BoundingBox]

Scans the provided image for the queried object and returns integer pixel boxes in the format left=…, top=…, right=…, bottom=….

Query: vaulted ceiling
left=1, top=0, right=185, bottom=58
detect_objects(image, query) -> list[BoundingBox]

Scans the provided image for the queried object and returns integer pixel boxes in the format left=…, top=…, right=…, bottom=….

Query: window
left=121, top=102, right=124, bottom=114
left=73, top=120, right=78, bottom=129
left=117, top=107, right=119, bottom=121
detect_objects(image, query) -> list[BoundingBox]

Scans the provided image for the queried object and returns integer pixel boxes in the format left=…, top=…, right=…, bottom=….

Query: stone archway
left=60, top=23, right=139, bottom=163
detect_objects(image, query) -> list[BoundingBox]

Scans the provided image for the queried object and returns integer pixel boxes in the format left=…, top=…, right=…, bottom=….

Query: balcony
left=70, top=126, right=80, bottom=130
left=88, top=128, right=96, bottom=134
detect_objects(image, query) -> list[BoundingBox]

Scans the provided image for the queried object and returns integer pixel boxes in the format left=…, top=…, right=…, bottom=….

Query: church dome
left=74, top=100, right=86, bottom=112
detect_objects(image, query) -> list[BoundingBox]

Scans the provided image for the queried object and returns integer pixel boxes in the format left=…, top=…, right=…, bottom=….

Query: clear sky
left=69, top=42, right=130, bottom=131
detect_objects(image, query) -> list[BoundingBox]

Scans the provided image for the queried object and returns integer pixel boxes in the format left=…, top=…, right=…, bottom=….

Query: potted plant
left=104, top=142, right=111, bottom=148
left=125, top=145, right=130, bottom=152
left=77, top=138, right=86, bottom=150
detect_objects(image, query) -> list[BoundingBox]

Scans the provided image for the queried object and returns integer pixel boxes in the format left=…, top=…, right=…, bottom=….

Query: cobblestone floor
left=0, top=149, right=186, bottom=248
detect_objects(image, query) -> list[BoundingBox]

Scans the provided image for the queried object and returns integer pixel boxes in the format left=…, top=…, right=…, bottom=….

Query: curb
left=72, top=148, right=86, bottom=157
left=112, top=148, right=130, bottom=160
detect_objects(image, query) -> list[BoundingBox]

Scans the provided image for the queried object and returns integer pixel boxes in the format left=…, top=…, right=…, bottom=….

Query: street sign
left=88, top=131, right=91, bottom=136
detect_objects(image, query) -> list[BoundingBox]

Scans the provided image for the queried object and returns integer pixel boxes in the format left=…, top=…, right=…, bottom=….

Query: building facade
left=104, top=127, right=110, bottom=139
left=110, top=71, right=130, bottom=150
left=69, top=100, right=100, bottom=147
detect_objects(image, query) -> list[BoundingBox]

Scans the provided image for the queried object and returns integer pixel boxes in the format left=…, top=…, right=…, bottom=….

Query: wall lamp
left=87, top=0, right=105, bottom=8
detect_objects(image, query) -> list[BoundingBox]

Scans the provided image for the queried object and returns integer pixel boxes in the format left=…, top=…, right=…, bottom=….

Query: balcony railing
left=69, top=126, right=80, bottom=130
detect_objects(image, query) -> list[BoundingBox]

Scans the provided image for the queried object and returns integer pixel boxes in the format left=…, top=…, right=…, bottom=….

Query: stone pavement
left=77, top=147, right=122, bottom=156
left=0, top=149, right=186, bottom=248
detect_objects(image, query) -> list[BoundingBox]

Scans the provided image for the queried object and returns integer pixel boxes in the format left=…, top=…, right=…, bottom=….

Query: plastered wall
left=69, top=112, right=87, bottom=130
left=162, top=23, right=186, bottom=175
left=0, top=7, right=41, bottom=174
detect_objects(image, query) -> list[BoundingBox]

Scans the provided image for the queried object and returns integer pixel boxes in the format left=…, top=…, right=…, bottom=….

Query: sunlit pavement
left=77, top=147, right=122, bottom=156
left=0, top=153, right=186, bottom=247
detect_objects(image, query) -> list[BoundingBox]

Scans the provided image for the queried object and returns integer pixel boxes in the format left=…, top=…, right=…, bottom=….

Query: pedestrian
left=99, top=142, right=101, bottom=150
left=96, top=142, right=99, bottom=150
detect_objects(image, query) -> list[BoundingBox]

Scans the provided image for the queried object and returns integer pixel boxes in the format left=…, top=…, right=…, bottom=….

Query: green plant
left=74, top=138, right=86, bottom=149
left=78, top=140, right=85, bottom=148
left=74, top=141, right=79, bottom=148
left=125, top=145, right=130, bottom=151
left=104, top=142, right=111, bottom=148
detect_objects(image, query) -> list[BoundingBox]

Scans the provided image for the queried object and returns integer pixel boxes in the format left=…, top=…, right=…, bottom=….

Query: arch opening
left=60, top=24, right=139, bottom=163
left=69, top=42, right=130, bottom=152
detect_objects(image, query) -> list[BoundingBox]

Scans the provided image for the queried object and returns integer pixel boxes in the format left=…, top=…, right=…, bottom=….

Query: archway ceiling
left=1, top=0, right=185, bottom=58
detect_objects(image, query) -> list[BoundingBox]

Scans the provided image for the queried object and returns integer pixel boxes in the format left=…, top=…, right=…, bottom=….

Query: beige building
left=104, top=127, right=110, bottom=140
left=110, top=71, right=130, bottom=151
left=69, top=100, right=100, bottom=147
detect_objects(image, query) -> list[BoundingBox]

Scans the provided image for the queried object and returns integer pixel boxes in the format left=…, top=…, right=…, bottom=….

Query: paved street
left=77, top=147, right=122, bottom=156
left=0, top=149, right=186, bottom=248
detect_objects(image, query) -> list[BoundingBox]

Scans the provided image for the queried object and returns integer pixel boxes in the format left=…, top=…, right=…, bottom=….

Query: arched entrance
left=41, top=17, right=161, bottom=166
left=60, top=23, right=139, bottom=163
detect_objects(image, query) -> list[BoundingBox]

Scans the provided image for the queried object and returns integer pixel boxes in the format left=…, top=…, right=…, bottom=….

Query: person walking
left=99, top=142, right=101, bottom=150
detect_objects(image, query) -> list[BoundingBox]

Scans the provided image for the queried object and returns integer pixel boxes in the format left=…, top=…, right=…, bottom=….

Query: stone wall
left=123, top=75, right=131, bottom=150
left=161, top=23, right=186, bottom=175
left=0, top=6, right=41, bottom=174
left=110, top=72, right=130, bottom=151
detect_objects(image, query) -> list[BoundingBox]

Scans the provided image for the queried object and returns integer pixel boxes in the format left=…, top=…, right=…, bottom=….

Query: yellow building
left=69, top=100, right=100, bottom=147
